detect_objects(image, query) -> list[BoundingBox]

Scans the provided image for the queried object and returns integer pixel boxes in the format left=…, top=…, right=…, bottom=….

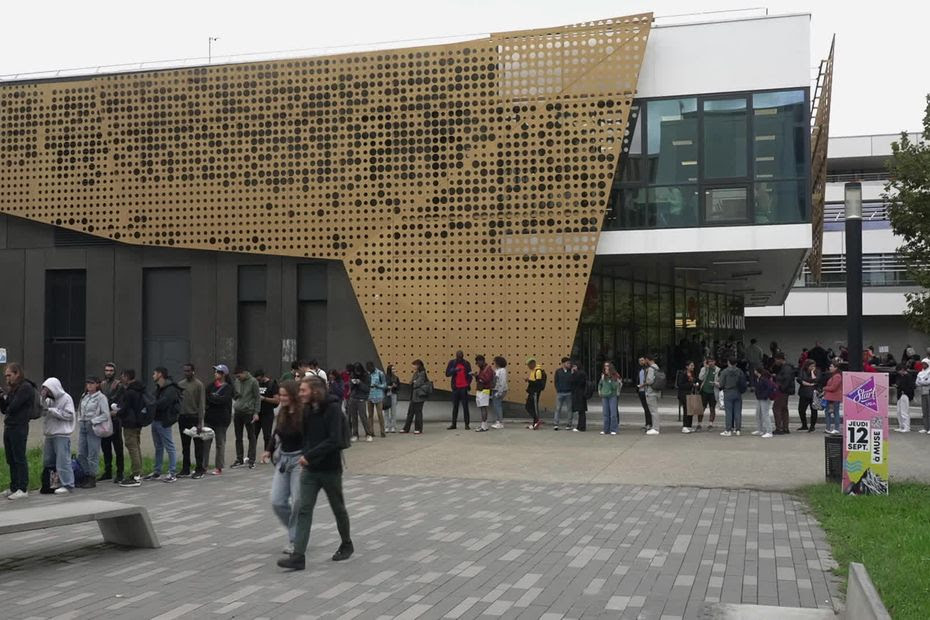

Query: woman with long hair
left=262, top=380, right=303, bottom=554
left=797, top=359, right=820, bottom=432
left=402, top=360, right=429, bottom=434
left=598, top=362, right=621, bottom=435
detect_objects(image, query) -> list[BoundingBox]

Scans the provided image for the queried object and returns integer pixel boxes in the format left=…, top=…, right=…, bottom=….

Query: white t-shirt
left=494, top=367, right=509, bottom=396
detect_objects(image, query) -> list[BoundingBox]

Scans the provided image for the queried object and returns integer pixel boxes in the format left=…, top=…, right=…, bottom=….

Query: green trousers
left=293, top=468, right=352, bottom=555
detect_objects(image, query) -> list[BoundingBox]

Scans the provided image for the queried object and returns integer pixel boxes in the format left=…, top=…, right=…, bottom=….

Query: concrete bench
left=0, top=499, right=160, bottom=549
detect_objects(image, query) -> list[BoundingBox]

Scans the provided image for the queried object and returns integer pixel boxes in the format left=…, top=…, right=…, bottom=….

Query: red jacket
left=823, top=372, right=843, bottom=402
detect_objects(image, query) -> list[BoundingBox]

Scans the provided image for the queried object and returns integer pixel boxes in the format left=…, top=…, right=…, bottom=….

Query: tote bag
left=92, top=415, right=114, bottom=438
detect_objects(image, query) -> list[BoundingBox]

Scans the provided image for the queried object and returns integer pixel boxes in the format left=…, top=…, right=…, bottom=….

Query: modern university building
left=0, top=10, right=833, bottom=401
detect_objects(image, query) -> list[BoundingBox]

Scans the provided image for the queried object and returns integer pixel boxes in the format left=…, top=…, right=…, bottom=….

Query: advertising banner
left=842, top=372, right=889, bottom=495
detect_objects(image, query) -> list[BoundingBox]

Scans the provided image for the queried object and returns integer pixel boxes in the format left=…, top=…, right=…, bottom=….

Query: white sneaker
left=1, top=489, right=11, bottom=498
left=243, top=457, right=250, bottom=465
left=681, top=427, right=692, bottom=434
left=751, top=431, right=762, bottom=436
left=735, top=430, right=741, bottom=437
left=491, top=422, right=504, bottom=429
left=572, top=428, right=579, bottom=432
left=54, top=487, right=71, bottom=495
left=350, top=436, right=358, bottom=442
left=720, top=431, right=732, bottom=437
left=553, top=425, right=560, bottom=431
left=761, top=432, right=774, bottom=439
left=366, top=436, right=374, bottom=442
left=610, top=431, right=618, bottom=436
left=918, top=429, right=927, bottom=434
left=645, top=429, right=659, bottom=436
left=599, top=431, right=606, bottom=435
left=7, top=490, right=27, bottom=500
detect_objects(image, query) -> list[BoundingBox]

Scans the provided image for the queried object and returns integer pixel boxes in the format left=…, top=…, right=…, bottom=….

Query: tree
left=885, top=95, right=930, bottom=334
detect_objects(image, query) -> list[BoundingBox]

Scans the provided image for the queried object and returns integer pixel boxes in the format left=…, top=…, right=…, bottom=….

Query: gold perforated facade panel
left=0, top=14, right=652, bottom=403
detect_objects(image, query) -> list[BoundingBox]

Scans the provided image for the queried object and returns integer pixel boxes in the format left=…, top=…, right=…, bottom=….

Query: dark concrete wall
left=0, top=215, right=378, bottom=386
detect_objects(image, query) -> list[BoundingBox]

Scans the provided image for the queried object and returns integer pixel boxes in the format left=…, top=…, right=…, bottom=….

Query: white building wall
left=637, top=14, right=810, bottom=98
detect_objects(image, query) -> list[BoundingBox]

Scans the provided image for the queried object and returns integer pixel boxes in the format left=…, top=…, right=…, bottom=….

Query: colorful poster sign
left=842, top=372, right=889, bottom=495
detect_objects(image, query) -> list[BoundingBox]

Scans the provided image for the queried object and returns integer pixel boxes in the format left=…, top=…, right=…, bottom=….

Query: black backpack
left=29, top=383, right=42, bottom=420
left=537, top=369, right=548, bottom=392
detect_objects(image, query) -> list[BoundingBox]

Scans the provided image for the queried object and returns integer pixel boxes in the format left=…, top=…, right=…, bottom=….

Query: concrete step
left=702, top=603, right=838, bottom=619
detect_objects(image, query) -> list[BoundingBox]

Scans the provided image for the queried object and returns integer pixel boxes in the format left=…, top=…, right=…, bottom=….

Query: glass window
left=754, top=179, right=808, bottom=224
left=753, top=90, right=806, bottom=179
left=601, top=276, right=614, bottom=328
left=704, top=186, right=749, bottom=223
left=651, top=185, right=699, bottom=228
left=647, top=98, right=698, bottom=184
left=580, top=276, right=601, bottom=324
left=703, top=98, right=748, bottom=179
left=613, top=278, right=632, bottom=326
left=619, top=106, right=643, bottom=184
left=618, top=188, right=649, bottom=228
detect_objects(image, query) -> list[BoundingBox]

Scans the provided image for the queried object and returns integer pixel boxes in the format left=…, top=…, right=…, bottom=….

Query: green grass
left=0, top=447, right=158, bottom=491
left=800, top=482, right=930, bottom=620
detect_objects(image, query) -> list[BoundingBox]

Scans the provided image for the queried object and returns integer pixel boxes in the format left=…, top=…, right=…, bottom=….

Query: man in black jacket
left=772, top=353, right=795, bottom=435
left=99, top=362, right=126, bottom=483
left=118, top=370, right=147, bottom=487
left=278, top=376, right=353, bottom=571
left=145, top=367, right=181, bottom=482
left=1, top=363, right=36, bottom=499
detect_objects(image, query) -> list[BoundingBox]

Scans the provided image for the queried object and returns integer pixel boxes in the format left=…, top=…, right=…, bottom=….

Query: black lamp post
left=845, top=182, right=863, bottom=371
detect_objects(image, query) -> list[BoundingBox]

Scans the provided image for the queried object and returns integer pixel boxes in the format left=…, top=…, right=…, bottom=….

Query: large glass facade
left=573, top=272, right=745, bottom=382
left=606, top=88, right=809, bottom=229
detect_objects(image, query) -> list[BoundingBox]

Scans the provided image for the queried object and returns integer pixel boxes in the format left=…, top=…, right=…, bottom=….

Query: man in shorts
left=474, top=355, right=495, bottom=432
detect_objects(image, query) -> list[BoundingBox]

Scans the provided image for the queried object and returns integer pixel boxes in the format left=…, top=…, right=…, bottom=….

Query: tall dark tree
left=885, top=95, right=930, bottom=334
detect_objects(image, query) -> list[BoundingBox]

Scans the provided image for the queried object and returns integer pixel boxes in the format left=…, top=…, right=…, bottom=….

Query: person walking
left=40, top=378, right=76, bottom=495
left=232, top=366, right=260, bottom=468
left=204, top=365, right=234, bottom=476
left=797, top=360, right=820, bottom=432
left=445, top=351, right=472, bottom=430
left=636, top=357, right=653, bottom=430
left=1, top=364, right=36, bottom=500
left=99, top=362, right=125, bottom=484
left=643, top=355, right=661, bottom=436
left=570, top=360, right=588, bottom=432
left=717, top=357, right=745, bottom=437
left=277, top=377, right=353, bottom=571
left=262, top=380, right=303, bottom=554
left=696, top=358, right=719, bottom=431
left=76, top=377, right=110, bottom=488
left=402, top=360, right=429, bottom=434
left=772, top=353, right=795, bottom=435
left=490, top=357, right=508, bottom=429
left=678, top=361, right=698, bottom=433
left=752, top=368, right=776, bottom=438
left=347, top=363, right=373, bottom=442
left=894, top=364, right=915, bottom=433
left=598, top=362, right=620, bottom=435
left=823, top=362, right=843, bottom=435
left=366, top=361, right=387, bottom=438
left=117, top=370, right=147, bottom=487
left=146, top=367, right=181, bottom=483
left=255, top=370, right=279, bottom=454
left=177, top=363, right=206, bottom=478
left=474, top=355, right=495, bottom=432
left=525, top=357, right=545, bottom=430
left=384, top=365, right=400, bottom=433
left=553, top=357, right=573, bottom=431
left=917, top=359, right=930, bottom=434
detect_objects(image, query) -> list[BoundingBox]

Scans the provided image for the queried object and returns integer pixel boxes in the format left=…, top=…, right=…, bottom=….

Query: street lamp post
left=845, top=182, right=863, bottom=371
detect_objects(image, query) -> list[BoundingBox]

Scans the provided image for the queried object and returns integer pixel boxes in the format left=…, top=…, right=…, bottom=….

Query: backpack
left=651, top=369, right=667, bottom=391
left=535, top=368, right=548, bottom=392
left=138, top=393, right=155, bottom=427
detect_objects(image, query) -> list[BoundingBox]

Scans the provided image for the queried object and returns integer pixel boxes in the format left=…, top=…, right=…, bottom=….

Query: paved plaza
left=0, top=466, right=839, bottom=620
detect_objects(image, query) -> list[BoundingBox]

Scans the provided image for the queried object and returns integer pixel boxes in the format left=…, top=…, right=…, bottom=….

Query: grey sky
left=3, top=0, right=926, bottom=137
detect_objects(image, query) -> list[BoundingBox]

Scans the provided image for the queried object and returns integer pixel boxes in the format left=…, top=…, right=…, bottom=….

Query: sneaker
left=192, top=471, right=205, bottom=480
left=645, top=429, right=659, bottom=436
left=248, top=463, right=255, bottom=469
left=119, top=476, right=142, bottom=487
left=695, top=424, right=703, bottom=431
left=610, top=431, right=618, bottom=436
left=641, top=425, right=651, bottom=431
left=476, top=426, right=488, bottom=432
left=735, top=430, right=741, bottom=436
left=528, top=424, right=536, bottom=430
left=380, top=432, right=387, bottom=438
left=533, top=420, right=542, bottom=430
left=553, top=425, right=560, bottom=431
left=797, top=426, right=808, bottom=432
left=572, top=428, right=580, bottom=432
left=176, top=470, right=191, bottom=478
left=98, top=472, right=113, bottom=482
left=447, top=425, right=457, bottom=430
left=413, top=431, right=422, bottom=435
left=243, top=457, right=251, bottom=465
left=919, top=429, right=928, bottom=434
left=491, top=422, right=504, bottom=429
left=681, top=427, right=692, bottom=434
left=231, top=460, right=244, bottom=468
left=277, top=553, right=306, bottom=571
left=366, top=436, right=373, bottom=442
left=751, top=431, right=762, bottom=436
left=163, top=474, right=177, bottom=483
left=7, top=490, right=28, bottom=500
left=599, top=431, right=606, bottom=435
left=720, top=431, right=732, bottom=437
left=54, top=487, right=71, bottom=495
left=210, top=468, right=222, bottom=476
left=761, top=433, right=774, bottom=439
left=113, top=475, right=124, bottom=484
left=142, top=472, right=161, bottom=481
left=706, top=424, right=714, bottom=430
left=1, top=489, right=11, bottom=498
left=464, top=425, right=471, bottom=431
left=332, top=542, right=354, bottom=562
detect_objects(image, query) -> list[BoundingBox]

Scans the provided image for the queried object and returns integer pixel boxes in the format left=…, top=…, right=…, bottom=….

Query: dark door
left=44, top=270, right=87, bottom=400
left=143, top=268, right=191, bottom=382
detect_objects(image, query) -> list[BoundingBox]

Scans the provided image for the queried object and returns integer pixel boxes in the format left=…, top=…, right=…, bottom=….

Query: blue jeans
left=151, top=422, right=177, bottom=475
left=554, top=393, right=572, bottom=426
left=724, top=393, right=743, bottom=432
left=824, top=401, right=841, bottom=430
left=491, top=394, right=505, bottom=423
left=270, top=450, right=303, bottom=544
left=77, top=420, right=102, bottom=478
left=43, top=436, right=74, bottom=489
left=601, top=396, right=618, bottom=433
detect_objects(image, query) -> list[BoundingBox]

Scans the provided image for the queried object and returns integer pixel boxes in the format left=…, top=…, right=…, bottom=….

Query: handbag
left=686, top=393, right=703, bottom=418
left=812, top=390, right=825, bottom=411
left=93, top=415, right=114, bottom=438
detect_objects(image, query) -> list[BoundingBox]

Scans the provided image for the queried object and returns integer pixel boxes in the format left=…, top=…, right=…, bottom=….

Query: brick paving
left=0, top=465, right=839, bottom=619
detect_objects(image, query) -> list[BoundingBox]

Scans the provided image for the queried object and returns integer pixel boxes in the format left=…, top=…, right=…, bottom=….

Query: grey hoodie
left=42, top=377, right=75, bottom=437
left=79, top=390, right=110, bottom=424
